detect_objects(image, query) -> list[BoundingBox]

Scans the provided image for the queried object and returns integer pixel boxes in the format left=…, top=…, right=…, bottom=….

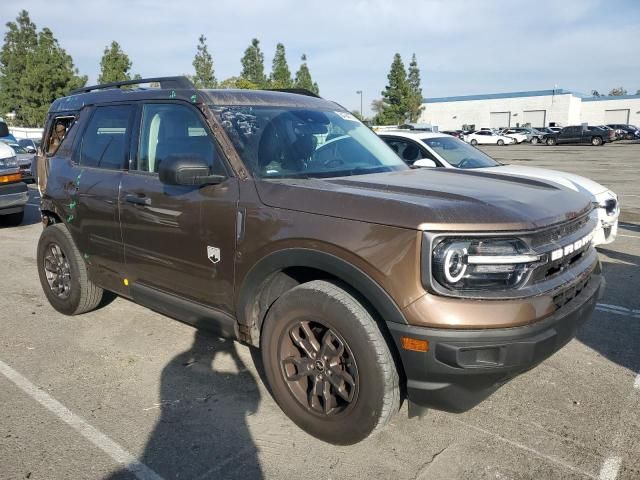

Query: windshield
left=422, top=136, right=500, bottom=169
left=213, top=106, right=407, bottom=179
left=9, top=144, right=27, bottom=154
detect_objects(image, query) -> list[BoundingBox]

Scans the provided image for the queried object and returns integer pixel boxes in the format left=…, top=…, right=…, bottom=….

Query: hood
left=255, top=168, right=592, bottom=232
left=479, top=165, right=610, bottom=198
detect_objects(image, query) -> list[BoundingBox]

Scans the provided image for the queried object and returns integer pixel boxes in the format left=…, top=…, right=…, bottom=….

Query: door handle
left=125, top=194, right=151, bottom=206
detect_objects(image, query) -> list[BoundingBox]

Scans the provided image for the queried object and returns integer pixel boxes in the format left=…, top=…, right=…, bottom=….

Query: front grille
left=553, top=276, right=590, bottom=308
left=529, top=214, right=590, bottom=248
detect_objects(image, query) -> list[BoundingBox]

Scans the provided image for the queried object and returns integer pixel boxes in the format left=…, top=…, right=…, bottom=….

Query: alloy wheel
left=279, top=320, right=359, bottom=416
left=43, top=242, right=72, bottom=299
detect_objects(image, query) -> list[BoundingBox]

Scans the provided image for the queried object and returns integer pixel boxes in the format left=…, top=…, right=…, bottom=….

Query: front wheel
left=497, top=139, right=505, bottom=146
left=546, top=137, right=557, bottom=146
left=261, top=280, right=400, bottom=445
left=470, top=139, right=478, bottom=146
left=591, top=136, right=603, bottom=146
left=531, top=137, right=539, bottom=145
left=37, top=223, right=104, bottom=315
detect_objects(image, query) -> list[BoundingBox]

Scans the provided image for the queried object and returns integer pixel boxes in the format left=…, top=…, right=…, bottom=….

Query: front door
left=119, top=102, right=238, bottom=310
left=558, top=127, right=579, bottom=144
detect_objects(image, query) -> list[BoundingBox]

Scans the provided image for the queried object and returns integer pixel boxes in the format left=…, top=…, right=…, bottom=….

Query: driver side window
left=136, top=103, right=225, bottom=176
left=382, top=138, right=428, bottom=165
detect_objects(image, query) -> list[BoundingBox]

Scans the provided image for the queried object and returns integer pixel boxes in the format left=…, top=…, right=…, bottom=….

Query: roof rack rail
left=69, top=76, right=195, bottom=95
left=264, top=88, right=321, bottom=99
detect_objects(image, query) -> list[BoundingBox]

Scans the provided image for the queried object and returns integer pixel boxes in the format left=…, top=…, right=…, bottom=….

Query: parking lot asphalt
left=479, top=140, right=640, bottom=223
left=1, top=143, right=639, bottom=480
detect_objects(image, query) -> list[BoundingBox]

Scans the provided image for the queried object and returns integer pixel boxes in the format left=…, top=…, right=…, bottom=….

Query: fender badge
left=207, top=246, right=221, bottom=264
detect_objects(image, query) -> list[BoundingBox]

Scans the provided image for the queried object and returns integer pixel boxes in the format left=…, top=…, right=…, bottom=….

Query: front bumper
left=0, top=182, right=29, bottom=212
left=387, top=271, right=603, bottom=413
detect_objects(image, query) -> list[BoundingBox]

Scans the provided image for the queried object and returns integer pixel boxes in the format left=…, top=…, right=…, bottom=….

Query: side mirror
left=413, top=158, right=437, bottom=168
left=158, top=155, right=225, bottom=186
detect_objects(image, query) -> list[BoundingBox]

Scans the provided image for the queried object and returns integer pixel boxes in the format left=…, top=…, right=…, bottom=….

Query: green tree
left=218, top=76, right=258, bottom=89
left=240, top=38, right=267, bottom=88
left=636, top=89, right=640, bottom=95
left=406, top=53, right=424, bottom=122
left=375, top=53, right=410, bottom=125
left=293, top=54, right=319, bottom=94
left=0, top=10, right=37, bottom=120
left=608, top=87, right=627, bottom=96
left=270, top=43, right=292, bottom=89
left=591, top=89, right=601, bottom=97
left=191, top=34, right=216, bottom=88
left=18, top=28, right=86, bottom=126
left=98, top=41, right=133, bottom=84
left=0, top=10, right=85, bottom=127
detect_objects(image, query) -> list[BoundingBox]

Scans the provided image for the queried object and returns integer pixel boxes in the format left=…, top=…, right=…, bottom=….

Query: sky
left=1, top=0, right=639, bottom=116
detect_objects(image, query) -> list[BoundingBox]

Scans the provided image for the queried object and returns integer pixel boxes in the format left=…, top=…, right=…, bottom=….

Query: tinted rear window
left=79, top=105, right=132, bottom=170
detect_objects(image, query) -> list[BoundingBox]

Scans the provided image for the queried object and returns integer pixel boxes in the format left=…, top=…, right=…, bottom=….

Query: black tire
left=261, top=280, right=400, bottom=445
left=591, top=136, right=602, bottom=146
left=37, top=223, right=104, bottom=315
left=470, top=139, right=478, bottom=146
left=497, top=139, right=505, bottom=146
left=531, top=137, right=539, bottom=145
left=546, top=137, right=557, bottom=146
left=1, top=210, right=24, bottom=226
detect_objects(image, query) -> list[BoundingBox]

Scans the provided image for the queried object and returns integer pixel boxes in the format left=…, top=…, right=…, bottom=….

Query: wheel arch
left=236, top=248, right=409, bottom=347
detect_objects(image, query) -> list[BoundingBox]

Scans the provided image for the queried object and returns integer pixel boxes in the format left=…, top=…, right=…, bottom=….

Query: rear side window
left=79, top=105, right=132, bottom=169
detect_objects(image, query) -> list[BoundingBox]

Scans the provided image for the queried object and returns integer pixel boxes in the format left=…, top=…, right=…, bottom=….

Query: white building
left=419, top=89, right=640, bottom=131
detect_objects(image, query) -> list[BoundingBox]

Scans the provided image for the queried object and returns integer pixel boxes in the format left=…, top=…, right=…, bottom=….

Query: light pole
left=356, top=90, right=363, bottom=119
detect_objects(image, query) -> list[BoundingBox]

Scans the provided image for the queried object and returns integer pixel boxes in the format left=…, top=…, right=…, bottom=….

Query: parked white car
left=500, top=128, right=529, bottom=144
left=379, top=130, right=619, bottom=245
left=464, top=130, right=516, bottom=146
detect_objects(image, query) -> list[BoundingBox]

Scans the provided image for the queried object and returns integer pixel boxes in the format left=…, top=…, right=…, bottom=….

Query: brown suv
left=36, top=77, right=602, bottom=445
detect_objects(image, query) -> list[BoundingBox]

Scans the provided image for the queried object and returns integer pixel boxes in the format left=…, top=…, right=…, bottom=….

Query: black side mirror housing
left=158, top=155, right=225, bottom=186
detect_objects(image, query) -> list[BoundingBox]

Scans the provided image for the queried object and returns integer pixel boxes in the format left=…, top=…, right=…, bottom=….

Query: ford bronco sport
left=36, top=77, right=602, bottom=445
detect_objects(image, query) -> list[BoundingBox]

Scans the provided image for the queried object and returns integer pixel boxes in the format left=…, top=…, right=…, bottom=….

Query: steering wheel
left=313, top=137, right=348, bottom=168
left=456, top=158, right=476, bottom=169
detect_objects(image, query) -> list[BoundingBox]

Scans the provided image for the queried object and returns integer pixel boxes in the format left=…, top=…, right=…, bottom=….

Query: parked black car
left=543, top=126, right=614, bottom=146
left=606, top=124, right=640, bottom=140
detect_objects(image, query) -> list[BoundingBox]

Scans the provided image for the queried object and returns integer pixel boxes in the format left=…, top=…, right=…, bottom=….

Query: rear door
left=69, top=104, right=134, bottom=292
left=119, top=101, right=239, bottom=309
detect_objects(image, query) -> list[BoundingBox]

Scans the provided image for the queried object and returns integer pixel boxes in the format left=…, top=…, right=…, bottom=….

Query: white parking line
left=599, top=456, right=622, bottom=480
left=0, top=359, right=164, bottom=480
left=596, top=303, right=640, bottom=319
left=450, top=418, right=597, bottom=479
left=635, top=373, right=640, bottom=390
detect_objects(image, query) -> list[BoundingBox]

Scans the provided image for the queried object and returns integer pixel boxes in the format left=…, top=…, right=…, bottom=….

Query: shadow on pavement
left=105, top=330, right=263, bottom=480
left=577, top=244, right=640, bottom=376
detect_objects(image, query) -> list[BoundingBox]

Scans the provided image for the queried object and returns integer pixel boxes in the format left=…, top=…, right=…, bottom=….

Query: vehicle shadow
left=576, top=246, right=640, bottom=376
left=105, top=330, right=263, bottom=480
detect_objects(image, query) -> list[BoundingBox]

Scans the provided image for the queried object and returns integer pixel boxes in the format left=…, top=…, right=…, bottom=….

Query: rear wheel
left=531, top=137, right=539, bottom=145
left=591, top=136, right=602, bottom=146
left=470, top=139, right=478, bottom=146
left=497, top=139, right=505, bottom=146
left=37, top=223, right=104, bottom=315
left=261, top=280, right=400, bottom=445
left=546, top=137, right=557, bottom=146
left=0, top=210, right=24, bottom=226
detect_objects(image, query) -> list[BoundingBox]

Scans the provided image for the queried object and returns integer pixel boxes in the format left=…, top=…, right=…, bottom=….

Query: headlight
left=598, top=195, right=618, bottom=217
left=0, top=155, right=18, bottom=169
left=432, top=238, right=540, bottom=291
